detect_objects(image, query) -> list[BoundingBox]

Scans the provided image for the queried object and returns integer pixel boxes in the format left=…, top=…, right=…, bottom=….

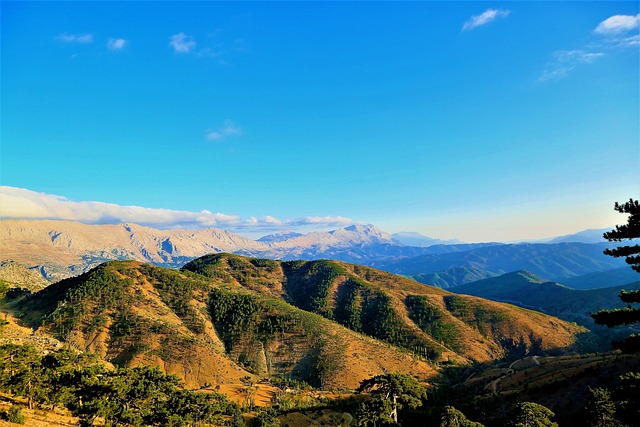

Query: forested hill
left=452, top=270, right=640, bottom=326
left=16, top=259, right=436, bottom=389
left=182, top=253, right=585, bottom=363
left=11, top=254, right=587, bottom=391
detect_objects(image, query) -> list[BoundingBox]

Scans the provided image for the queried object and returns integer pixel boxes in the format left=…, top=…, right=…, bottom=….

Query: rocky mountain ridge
left=0, top=220, right=401, bottom=281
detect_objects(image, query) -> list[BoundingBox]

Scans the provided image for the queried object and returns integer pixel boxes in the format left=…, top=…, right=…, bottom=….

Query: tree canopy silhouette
left=602, top=199, right=640, bottom=272
left=591, top=198, right=640, bottom=352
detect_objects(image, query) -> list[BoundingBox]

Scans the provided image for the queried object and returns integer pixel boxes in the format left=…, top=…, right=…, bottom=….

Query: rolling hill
left=452, top=270, right=640, bottom=327
left=562, top=266, right=640, bottom=290
left=404, top=267, right=499, bottom=289
left=7, top=254, right=587, bottom=391
left=182, top=254, right=586, bottom=363
left=12, top=259, right=437, bottom=389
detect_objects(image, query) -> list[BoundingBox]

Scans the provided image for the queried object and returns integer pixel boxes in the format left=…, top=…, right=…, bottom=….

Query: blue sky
left=1, top=1, right=638, bottom=242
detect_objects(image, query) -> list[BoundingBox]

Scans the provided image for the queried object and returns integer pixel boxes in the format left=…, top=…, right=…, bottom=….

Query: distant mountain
left=406, top=267, right=499, bottom=289
left=563, top=267, right=640, bottom=290
left=452, top=270, right=640, bottom=326
left=547, top=228, right=609, bottom=244
left=381, top=242, right=625, bottom=283
left=391, top=232, right=463, bottom=247
left=257, top=230, right=303, bottom=242
left=0, top=220, right=625, bottom=288
left=0, top=220, right=431, bottom=281
left=0, top=259, right=49, bottom=291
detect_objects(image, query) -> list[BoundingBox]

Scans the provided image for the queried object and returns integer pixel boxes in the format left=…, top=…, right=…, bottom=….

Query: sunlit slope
left=19, top=260, right=435, bottom=389
left=183, top=254, right=586, bottom=364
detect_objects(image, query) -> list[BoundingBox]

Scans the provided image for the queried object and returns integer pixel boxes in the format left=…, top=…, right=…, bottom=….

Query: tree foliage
left=357, top=373, right=427, bottom=426
left=584, top=387, right=620, bottom=427
left=440, top=406, right=485, bottom=427
left=602, top=199, right=640, bottom=272
left=591, top=198, right=640, bottom=352
left=0, top=344, right=236, bottom=426
left=506, top=402, right=558, bottom=427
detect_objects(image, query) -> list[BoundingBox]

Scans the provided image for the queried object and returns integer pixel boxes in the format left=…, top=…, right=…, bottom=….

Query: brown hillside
left=184, top=254, right=586, bottom=364
left=17, top=260, right=436, bottom=389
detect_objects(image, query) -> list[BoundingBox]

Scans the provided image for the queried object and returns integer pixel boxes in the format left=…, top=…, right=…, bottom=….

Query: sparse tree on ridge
left=591, top=198, right=640, bottom=352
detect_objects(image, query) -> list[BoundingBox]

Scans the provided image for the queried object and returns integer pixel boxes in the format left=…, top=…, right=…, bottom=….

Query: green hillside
left=14, top=259, right=437, bottom=389
left=406, top=267, right=498, bottom=289
left=453, top=271, right=640, bottom=327
left=183, top=254, right=586, bottom=364
left=563, top=266, right=640, bottom=290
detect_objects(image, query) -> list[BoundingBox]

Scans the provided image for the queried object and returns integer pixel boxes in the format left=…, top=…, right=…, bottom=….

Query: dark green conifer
left=591, top=199, right=640, bottom=352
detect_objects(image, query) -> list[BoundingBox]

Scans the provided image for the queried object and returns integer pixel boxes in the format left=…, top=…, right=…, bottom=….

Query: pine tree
left=602, top=199, right=640, bottom=272
left=591, top=199, right=640, bottom=352
left=357, top=373, right=427, bottom=426
left=506, top=402, right=558, bottom=427
left=584, top=387, right=620, bottom=427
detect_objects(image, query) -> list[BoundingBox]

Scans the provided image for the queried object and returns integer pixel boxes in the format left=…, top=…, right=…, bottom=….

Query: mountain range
left=381, top=242, right=626, bottom=288
left=0, top=220, right=622, bottom=286
left=0, top=220, right=423, bottom=281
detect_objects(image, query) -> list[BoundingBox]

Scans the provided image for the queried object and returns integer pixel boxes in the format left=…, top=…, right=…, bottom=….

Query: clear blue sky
left=2, top=1, right=638, bottom=242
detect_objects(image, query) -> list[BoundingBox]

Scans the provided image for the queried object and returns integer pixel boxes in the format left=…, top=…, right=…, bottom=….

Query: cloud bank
left=462, top=9, right=510, bottom=31
left=0, top=187, right=354, bottom=233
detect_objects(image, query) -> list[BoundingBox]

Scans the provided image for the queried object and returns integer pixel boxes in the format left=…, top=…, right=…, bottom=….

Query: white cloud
left=206, top=120, right=242, bottom=141
left=462, top=9, right=510, bottom=31
left=169, top=33, right=196, bottom=53
left=58, top=33, right=93, bottom=43
left=0, top=187, right=355, bottom=232
left=595, top=13, right=640, bottom=35
left=538, top=49, right=604, bottom=82
left=0, top=186, right=239, bottom=229
left=107, top=38, right=128, bottom=51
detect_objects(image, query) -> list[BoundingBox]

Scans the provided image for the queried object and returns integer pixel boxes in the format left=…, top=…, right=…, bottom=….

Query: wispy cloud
left=206, top=120, right=242, bottom=141
left=107, top=38, right=128, bottom=51
left=169, top=32, right=196, bottom=53
left=462, top=9, right=510, bottom=32
left=538, top=13, right=638, bottom=83
left=613, top=34, right=640, bottom=47
left=0, top=187, right=354, bottom=232
left=538, top=49, right=604, bottom=82
left=594, top=13, right=640, bottom=35
left=57, top=33, right=93, bottom=43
